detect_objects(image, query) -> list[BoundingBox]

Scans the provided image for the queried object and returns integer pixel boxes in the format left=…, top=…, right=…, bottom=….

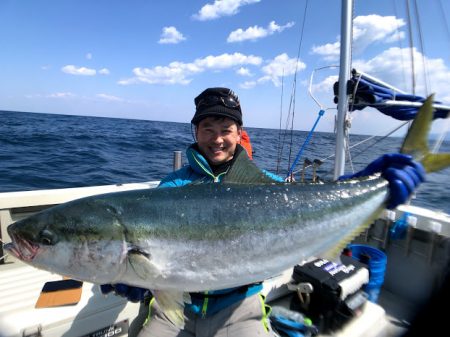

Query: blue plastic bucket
left=347, top=244, right=387, bottom=302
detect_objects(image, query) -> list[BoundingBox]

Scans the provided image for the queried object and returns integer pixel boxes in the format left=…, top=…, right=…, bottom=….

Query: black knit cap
left=191, top=87, right=243, bottom=125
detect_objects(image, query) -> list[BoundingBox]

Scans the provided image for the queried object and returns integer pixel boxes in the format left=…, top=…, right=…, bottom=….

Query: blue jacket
left=158, top=144, right=283, bottom=316
left=159, top=144, right=283, bottom=187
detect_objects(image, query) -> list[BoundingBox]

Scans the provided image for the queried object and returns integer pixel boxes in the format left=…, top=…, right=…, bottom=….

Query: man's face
left=196, top=117, right=242, bottom=165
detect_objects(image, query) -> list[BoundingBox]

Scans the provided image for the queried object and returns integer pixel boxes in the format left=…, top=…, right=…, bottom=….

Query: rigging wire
left=405, top=0, right=416, bottom=95
left=293, top=120, right=410, bottom=177
left=437, top=0, right=450, bottom=43
left=275, top=0, right=309, bottom=176
left=392, top=0, right=408, bottom=88
left=276, top=81, right=296, bottom=174
left=412, top=0, right=429, bottom=95
left=287, top=75, right=298, bottom=173
left=276, top=71, right=285, bottom=174
left=344, top=122, right=409, bottom=166
left=432, top=118, right=450, bottom=153
left=415, top=0, right=450, bottom=153
left=433, top=0, right=450, bottom=153
left=287, top=0, right=309, bottom=174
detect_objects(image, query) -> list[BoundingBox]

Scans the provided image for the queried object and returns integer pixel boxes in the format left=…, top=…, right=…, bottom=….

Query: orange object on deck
left=240, top=130, right=253, bottom=160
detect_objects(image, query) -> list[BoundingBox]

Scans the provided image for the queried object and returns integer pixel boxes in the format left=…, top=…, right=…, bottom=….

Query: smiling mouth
left=4, top=235, right=40, bottom=262
left=211, top=147, right=225, bottom=153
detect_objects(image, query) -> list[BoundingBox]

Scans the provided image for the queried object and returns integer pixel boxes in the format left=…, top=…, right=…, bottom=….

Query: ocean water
left=1, top=110, right=449, bottom=213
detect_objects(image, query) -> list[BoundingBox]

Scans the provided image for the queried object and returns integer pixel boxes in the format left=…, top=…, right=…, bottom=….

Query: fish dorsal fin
left=400, top=94, right=433, bottom=159
left=222, top=150, right=277, bottom=184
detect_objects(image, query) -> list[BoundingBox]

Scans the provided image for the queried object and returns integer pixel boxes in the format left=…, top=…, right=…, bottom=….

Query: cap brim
left=191, top=105, right=242, bottom=125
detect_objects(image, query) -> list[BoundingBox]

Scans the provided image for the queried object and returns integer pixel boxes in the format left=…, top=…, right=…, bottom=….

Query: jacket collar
left=186, top=144, right=214, bottom=178
left=185, top=143, right=245, bottom=180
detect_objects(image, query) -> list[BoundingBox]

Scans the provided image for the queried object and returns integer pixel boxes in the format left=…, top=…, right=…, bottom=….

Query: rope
left=286, top=109, right=325, bottom=179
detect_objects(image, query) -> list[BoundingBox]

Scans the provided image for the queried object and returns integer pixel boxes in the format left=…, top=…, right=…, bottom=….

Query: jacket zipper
left=201, top=291, right=209, bottom=318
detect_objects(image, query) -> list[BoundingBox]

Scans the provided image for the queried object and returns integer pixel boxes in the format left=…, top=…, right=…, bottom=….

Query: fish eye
left=128, top=247, right=151, bottom=259
left=39, top=229, right=57, bottom=246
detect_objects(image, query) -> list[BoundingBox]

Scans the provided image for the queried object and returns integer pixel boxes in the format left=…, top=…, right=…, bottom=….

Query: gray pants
left=136, top=294, right=275, bottom=337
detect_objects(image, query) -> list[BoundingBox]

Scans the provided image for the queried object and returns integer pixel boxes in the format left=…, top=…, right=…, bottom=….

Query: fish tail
left=400, top=94, right=450, bottom=173
left=324, top=96, right=450, bottom=260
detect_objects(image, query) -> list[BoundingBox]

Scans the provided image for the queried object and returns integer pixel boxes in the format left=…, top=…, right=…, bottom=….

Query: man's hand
left=100, top=283, right=150, bottom=303
left=339, top=154, right=426, bottom=209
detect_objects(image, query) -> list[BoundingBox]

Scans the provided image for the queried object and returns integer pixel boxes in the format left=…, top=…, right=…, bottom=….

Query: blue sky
left=1, top=0, right=449, bottom=136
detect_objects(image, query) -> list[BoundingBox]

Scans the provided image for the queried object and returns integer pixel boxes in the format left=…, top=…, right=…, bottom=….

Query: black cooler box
left=289, top=255, right=369, bottom=333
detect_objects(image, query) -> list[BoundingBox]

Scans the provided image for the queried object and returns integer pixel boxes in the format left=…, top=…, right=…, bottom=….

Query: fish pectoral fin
left=127, top=252, right=160, bottom=280
left=153, top=290, right=186, bottom=328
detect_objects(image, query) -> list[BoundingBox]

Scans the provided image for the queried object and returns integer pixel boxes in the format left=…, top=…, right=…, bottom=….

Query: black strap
left=189, top=283, right=259, bottom=299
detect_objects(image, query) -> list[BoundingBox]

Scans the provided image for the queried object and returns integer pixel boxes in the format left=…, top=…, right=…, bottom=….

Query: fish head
left=4, top=198, right=129, bottom=284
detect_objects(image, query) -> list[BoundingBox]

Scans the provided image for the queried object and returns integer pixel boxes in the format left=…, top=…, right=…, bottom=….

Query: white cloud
left=98, top=68, right=110, bottom=75
left=311, top=41, right=340, bottom=62
left=353, top=15, right=405, bottom=52
left=86, top=53, right=92, bottom=60
left=236, top=67, right=252, bottom=76
left=96, top=93, right=123, bottom=102
left=312, top=15, right=405, bottom=61
left=119, top=52, right=262, bottom=85
left=193, top=0, right=260, bottom=21
left=158, top=26, right=186, bottom=44
left=227, top=21, right=294, bottom=42
left=259, top=53, right=306, bottom=87
left=240, top=81, right=257, bottom=89
left=62, top=65, right=96, bottom=76
left=384, top=31, right=405, bottom=44
left=119, top=52, right=306, bottom=88
left=311, top=75, right=338, bottom=97
left=48, top=92, right=75, bottom=98
left=239, top=77, right=269, bottom=89
left=353, top=47, right=450, bottom=102
left=196, top=53, right=261, bottom=69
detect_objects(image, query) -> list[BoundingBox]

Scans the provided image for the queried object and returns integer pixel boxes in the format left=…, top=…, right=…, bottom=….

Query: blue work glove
left=339, top=154, right=426, bottom=209
left=100, top=283, right=150, bottom=303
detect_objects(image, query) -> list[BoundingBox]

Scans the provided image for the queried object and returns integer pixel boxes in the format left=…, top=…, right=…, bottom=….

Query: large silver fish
left=4, top=95, right=450, bottom=324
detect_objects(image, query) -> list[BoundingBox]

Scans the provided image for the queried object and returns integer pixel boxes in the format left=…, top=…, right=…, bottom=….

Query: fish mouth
left=4, top=235, right=41, bottom=262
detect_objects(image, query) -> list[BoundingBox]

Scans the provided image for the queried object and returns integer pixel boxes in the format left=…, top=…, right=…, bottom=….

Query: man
left=157, top=87, right=281, bottom=188
left=102, top=87, right=425, bottom=337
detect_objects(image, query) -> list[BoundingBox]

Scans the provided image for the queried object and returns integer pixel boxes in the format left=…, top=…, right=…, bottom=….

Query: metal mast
left=334, top=0, right=353, bottom=179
